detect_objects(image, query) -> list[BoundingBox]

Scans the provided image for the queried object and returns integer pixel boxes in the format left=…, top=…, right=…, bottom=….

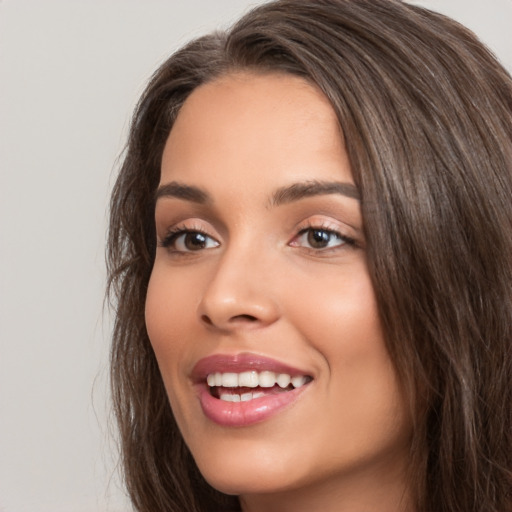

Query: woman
left=107, top=1, right=512, bottom=511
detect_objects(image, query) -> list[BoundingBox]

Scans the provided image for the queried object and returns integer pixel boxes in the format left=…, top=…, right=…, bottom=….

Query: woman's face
left=146, top=73, right=412, bottom=510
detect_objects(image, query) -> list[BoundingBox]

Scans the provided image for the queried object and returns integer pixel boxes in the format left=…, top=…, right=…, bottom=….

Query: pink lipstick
left=191, top=353, right=312, bottom=427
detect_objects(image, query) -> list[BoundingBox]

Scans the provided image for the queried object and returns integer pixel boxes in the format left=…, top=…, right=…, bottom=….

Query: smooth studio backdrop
left=1, top=1, right=510, bottom=511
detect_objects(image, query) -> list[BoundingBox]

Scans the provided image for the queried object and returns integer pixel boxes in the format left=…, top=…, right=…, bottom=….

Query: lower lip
left=197, top=385, right=309, bottom=427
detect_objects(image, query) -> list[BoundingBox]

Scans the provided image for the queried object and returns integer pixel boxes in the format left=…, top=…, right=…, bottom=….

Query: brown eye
left=290, top=227, right=354, bottom=251
left=307, top=229, right=332, bottom=249
left=183, top=232, right=209, bottom=250
left=161, top=230, right=220, bottom=252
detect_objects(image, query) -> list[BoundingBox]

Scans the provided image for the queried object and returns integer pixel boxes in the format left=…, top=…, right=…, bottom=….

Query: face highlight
left=145, top=73, right=412, bottom=511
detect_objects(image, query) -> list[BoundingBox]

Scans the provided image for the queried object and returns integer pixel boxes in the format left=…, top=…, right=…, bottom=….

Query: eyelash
left=159, top=223, right=357, bottom=254
left=291, top=222, right=356, bottom=251
left=159, top=224, right=219, bottom=252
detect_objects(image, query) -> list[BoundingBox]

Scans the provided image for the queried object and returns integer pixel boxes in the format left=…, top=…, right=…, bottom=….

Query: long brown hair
left=107, top=1, right=512, bottom=511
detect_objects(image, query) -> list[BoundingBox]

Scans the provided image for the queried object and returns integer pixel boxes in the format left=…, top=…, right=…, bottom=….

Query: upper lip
left=191, top=352, right=311, bottom=383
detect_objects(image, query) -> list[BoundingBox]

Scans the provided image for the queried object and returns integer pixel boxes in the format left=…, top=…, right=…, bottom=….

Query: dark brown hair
left=107, top=1, right=512, bottom=511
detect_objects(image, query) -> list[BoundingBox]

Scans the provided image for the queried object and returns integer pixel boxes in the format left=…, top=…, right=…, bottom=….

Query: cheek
left=145, top=265, right=198, bottom=425
left=145, top=264, right=196, bottom=371
left=288, top=260, right=382, bottom=359
left=285, top=263, right=406, bottom=430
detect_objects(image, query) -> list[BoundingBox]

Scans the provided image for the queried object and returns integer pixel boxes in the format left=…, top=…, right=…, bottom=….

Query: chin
left=191, top=440, right=306, bottom=496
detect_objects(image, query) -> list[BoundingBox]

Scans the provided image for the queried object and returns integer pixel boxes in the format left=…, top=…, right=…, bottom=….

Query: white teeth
left=291, top=375, right=307, bottom=388
left=206, top=371, right=310, bottom=389
left=219, top=391, right=271, bottom=403
left=238, top=371, right=259, bottom=388
left=277, top=373, right=291, bottom=388
left=220, top=393, right=240, bottom=402
left=259, top=371, right=276, bottom=387
left=221, top=372, right=239, bottom=387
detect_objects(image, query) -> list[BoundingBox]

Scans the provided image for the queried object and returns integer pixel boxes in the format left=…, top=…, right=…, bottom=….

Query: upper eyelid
left=294, top=217, right=349, bottom=234
left=158, top=217, right=217, bottom=235
left=163, top=224, right=216, bottom=237
left=157, top=215, right=360, bottom=244
left=156, top=213, right=225, bottom=239
left=154, top=202, right=223, bottom=231
left=297, top=219, right=337, bottom=229
left=158, top=219, right=217, bottom=247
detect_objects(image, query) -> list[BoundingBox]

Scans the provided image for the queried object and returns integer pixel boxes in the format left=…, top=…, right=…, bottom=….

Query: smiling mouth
left=207, top=371, right=313, bottom=403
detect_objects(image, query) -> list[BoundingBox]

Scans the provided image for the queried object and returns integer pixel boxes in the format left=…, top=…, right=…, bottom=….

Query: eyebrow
left=155, top=179, right=360, bottom=206
left=155, top=182, right=211, bottom=204
left=270, top=180, right=360, bottom=206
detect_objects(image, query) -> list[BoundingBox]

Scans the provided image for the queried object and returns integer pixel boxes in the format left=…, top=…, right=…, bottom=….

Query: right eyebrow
left=155, top=181, right=212, bottom=204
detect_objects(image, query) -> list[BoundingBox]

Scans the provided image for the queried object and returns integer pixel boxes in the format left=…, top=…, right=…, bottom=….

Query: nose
left=198, top=244, right=280, bottom=332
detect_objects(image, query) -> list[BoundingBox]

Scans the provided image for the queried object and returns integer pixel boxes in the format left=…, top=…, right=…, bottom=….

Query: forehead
left=160, top=72, right=353, bottom=193
left=172, top=71, right=338, bottom=131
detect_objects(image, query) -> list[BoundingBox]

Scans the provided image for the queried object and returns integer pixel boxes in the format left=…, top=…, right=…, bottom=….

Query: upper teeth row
left=206, top=371, right=308, bottom=389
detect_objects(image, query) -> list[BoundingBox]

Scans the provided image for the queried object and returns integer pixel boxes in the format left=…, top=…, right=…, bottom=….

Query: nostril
left=200, top=313, right=258, bottom=327
left=201, top=314, right=213, bottom=326
left=233, top=314, right=258, bottom=322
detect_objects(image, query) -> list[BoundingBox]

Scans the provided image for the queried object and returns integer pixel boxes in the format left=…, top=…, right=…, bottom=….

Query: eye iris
left=307, top=229, right=330, bottom=248
left=184, top=232, right=208, bottom=250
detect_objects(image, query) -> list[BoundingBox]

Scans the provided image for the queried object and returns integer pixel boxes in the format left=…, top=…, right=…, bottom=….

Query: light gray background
left=1, top=1, right=510, bottom=511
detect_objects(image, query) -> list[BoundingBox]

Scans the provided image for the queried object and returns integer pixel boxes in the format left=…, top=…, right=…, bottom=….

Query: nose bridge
left=198, top=235, right=279, bottom=329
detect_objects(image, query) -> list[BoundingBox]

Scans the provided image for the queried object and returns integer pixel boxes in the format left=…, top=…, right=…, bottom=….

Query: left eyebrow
left=270, top=180, right=360, bottom=207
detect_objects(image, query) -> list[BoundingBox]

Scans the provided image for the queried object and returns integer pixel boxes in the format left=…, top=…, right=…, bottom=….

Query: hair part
left=107, top=1, right=512, bottom=511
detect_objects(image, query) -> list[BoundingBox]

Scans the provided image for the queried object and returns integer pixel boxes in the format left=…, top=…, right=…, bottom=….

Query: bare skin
left=146, top=72, right=414, bottom=512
